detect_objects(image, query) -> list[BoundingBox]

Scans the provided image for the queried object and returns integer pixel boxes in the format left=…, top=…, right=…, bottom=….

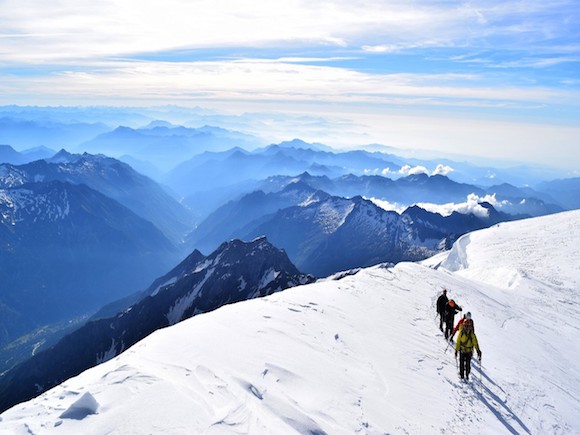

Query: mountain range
left=1, top=150, right=195, bottom=244
left=0, top=144, right=55, bottom=165
left=186, top=177, right=521, bottom=276
left=536, top=177, right=580, bottom=210
left=0, top=237, right=313, bottom=413
left=165, top=141, right=402, bottom=200
left=0, top=116, right=109, bottom=150
left=259, top=171, right=562, bottom=216
left=1, top=105, right=576, bottom=216
left=78, top=124, right=261, bottom=172
left=174, top=157, right=563, bottom=224
left=245, top=195, right=518, bottom=277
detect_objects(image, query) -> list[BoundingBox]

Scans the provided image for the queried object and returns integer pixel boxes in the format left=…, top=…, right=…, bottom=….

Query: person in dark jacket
left=436, top=289, right=448, bottom=332
left=444, top=299, right=462, bottom=340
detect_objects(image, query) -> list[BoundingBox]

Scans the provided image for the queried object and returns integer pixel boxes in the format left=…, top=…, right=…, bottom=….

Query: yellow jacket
left=455, top=329, right=480, bottom=354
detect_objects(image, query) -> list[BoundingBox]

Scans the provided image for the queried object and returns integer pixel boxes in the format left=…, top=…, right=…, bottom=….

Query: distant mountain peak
left=213, top=235, right=284, bottom=260
left=278, top=138, right=310, bottom=148
left=275, top=138, right=333, bottom=152
left=282, top=179, right=317, bottom=194
left=46, top=148, right=75, bottom=163
left=140, top=120, right=176, bottom=129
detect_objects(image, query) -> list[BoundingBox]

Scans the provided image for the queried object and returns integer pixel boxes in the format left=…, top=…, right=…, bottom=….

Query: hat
left=449, top=300, right=455, bottom=307
left=442, top=289, right=447, bottom=294
left=465, top=312, right=471, bottom=319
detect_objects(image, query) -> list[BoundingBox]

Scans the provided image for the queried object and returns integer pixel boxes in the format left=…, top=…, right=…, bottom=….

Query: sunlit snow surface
left=1, top=210, right=579, bottom=434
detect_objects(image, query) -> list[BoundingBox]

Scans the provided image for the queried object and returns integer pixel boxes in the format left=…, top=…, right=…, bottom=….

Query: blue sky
left=0, top=0, right=579, bottom=170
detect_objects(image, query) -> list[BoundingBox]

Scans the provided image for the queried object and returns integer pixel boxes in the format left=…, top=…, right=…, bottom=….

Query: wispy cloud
left=1, top=0, right=578, bottom=62
left=2, top=58, right=575, bottom=107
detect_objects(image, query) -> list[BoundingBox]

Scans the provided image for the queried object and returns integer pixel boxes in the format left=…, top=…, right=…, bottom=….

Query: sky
left=0, top=0, right=579, bottom=170
left=2, top=209, right=579, bottom=433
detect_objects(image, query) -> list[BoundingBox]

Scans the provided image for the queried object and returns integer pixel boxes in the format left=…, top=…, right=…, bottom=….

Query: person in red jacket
left=451, top=311, right=474, bottom=340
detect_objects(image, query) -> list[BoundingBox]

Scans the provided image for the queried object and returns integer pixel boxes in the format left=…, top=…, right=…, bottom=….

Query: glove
left=478, top=351, right=482, bottom=361
left=455, top=350, right=458, bottom=358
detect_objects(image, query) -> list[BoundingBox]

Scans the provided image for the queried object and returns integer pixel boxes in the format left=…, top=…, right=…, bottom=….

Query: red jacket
left=452, top=316, right=474, bottom=337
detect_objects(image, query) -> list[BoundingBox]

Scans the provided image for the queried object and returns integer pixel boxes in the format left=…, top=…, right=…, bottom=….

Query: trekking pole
left=444, top=338, right=452, bottom=353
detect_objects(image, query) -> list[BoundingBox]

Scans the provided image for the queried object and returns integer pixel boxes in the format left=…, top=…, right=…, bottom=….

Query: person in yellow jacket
left=454, top=318, right=482, bottom=381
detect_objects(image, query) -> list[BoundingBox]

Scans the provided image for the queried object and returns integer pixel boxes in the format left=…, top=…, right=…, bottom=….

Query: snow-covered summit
left=1, top=211, right=579, bottom=434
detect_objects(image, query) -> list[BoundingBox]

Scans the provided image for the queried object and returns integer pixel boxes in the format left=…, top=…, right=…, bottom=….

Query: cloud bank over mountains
left=1, top=1, right=579, bottom=169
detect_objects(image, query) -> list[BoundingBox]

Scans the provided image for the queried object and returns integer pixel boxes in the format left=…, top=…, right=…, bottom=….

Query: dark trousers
left=459, top=351, right=473, bottom=379
left=444, top=318, right=454, bottom=339
left=438, top=312, right=444, bottom=331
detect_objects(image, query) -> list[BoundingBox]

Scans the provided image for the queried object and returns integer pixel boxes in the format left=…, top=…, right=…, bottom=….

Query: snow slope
left=1, top=210, right=579, bottom=434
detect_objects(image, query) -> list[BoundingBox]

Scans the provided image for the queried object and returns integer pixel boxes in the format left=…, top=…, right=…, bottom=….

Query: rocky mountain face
left=186, top=181, right=330, bottom=254
left=0, top=237, right=312, bottom=414
left=242, top=195, right=433, bottom=276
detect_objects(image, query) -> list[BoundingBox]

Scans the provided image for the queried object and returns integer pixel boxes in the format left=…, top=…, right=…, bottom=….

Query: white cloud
left=399, top=165, right=429, bottom=176
left=431, top=164, right=454, bottom=176
left=364, top=167, right=395, bottom=176
left=415, top=193, right=510, bottom=219
left=362, top=45, right=401, bottom=53
left=367, top=197, right=406, bottom=214
left=3, top=57, right=571, bottom=116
